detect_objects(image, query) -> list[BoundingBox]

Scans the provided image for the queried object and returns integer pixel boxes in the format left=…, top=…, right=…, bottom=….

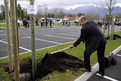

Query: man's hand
left=68, top=45, right=73, bottom=49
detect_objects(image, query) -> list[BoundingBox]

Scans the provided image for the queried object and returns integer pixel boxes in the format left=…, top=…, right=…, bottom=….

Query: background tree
left=43, top=3, right=48, bottom=18
left=66, top=13, right=72, bottom=17
left=86, top=13, right=100, bottom=21
left=58, top=8, right=65, bottom=18
left=17, top=4, right=22, bottom=19
left=0, top=4, right=5, bottom=19
left=104, top=0, right=117, bottom=38
left=116, top=13, right=121, bottom=20
left=37, top=5, right=43, bottom=20
left=22, top=7, right=27, bottom=20
left=77, top=12, right=85, bottom=17
left=53, top=8, right=58, bottom=18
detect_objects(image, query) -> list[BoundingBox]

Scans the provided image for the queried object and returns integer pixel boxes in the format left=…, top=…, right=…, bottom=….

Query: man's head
left=79, top=16, right=87, bottom=26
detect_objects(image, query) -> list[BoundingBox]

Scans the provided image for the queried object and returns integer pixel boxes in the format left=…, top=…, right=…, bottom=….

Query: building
left=64, top=15, right=79, bottom=20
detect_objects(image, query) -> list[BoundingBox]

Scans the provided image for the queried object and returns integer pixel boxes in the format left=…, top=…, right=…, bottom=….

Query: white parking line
left=18, top=30, right=23, bottom=31
left=0, top=30, right=4, bottom=32
left=96, top=73, right=118, bottom=81
left=43, top=35, right=76, bottom=40
left=1, top=39, right=6, bottom=41
left=58, top=33, right=79, bottom=36
left=0, top=40, right=31, bottom=52
left=24, top=37, right=62, bottom=45
left=117, top=54, right=121, bottom=57
left=0, top=34, right=7, bottom=36
left=68, top=32, right=80, bottom=35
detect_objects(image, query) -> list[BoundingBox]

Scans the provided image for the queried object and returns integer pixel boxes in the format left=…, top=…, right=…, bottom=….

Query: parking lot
left=0, top=25, right=121, bottom=58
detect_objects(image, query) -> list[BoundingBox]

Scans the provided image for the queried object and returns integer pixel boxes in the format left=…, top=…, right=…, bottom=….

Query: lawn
left=0, top=23, right=76, bottom=27
left=0, top=31, right=121, bottom=81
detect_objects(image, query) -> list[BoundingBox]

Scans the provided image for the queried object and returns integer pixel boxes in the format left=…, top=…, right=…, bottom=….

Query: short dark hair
left=80, top=16, right=86, bottom=21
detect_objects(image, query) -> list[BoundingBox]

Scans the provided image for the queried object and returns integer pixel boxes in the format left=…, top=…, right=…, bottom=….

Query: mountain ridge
left=61, top=5, right=121, bottom=18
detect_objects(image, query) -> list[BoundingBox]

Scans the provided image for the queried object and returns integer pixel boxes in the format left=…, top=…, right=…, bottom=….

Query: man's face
left=79, top=19, right=85, bottom=26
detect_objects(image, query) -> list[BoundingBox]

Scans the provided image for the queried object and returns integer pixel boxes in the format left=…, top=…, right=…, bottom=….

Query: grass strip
left=0, top=31, right=121, bottom=81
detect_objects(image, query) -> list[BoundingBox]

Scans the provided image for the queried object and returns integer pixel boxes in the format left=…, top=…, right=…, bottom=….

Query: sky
left=1, top=0, right=121, bottom=10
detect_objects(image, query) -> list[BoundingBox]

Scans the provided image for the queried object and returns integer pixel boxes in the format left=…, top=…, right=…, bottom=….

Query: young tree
left=104, top=0, right=117, bottom=38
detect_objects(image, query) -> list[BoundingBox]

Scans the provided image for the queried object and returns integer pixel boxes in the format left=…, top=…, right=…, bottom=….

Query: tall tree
left=0, top=4, right=5, bottom=19
left=53, top=8, right=58, bottom=18
left=17, top=4, right=22, bottom=19
left=37, top=5, right=43, bottom=20
left=43, top=3, right=48, bottom=18
left=77, top=13, right=85, bottom=17
left=104, top=0, right=117, bottom=38
left=59, top=8, right=65, bottom=18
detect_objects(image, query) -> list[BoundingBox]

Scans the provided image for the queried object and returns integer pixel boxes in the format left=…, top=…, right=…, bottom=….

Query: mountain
left=61, top=5, right=121, bottom=18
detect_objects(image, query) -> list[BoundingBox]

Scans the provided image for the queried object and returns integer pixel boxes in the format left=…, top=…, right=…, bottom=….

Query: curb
left=74, top=45, right=121, bottom=81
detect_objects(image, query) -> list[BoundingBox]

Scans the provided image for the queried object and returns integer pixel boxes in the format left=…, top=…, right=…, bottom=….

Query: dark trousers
left=18, top=23, right=20, bottom=27
left=84, top=45, right=105, bottom=75
left=50, top=23, right=52, bottom=27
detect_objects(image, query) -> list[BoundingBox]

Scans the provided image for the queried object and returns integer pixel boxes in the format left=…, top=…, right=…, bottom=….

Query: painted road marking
left=18, top=30, right=23, bottom=31
left=0, top=30, right=4, bottom=32
left=0, top=40, right=75, bottom=59
left=96, top=73, right=118, bottom=81
left=0, top=34, right=7, bottom=36
left=117, top=54, right=121, bottom=57
left=0, top=40, right=31, bottom=52
left=23, top=37, right=62, bottom=45
left=1, top=39, right=6, bottom=41
left=68, top=32, right=80, bottom=35
left=58, top=33, right=79, bottom=36
left=43, top=35, right=76, bottom=40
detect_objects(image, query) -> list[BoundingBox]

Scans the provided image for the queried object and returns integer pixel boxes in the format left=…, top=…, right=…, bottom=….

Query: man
left=23, top=19, right=27, bottom=28
left=50, top=19, right=52, bottom=28
left=17, top=18, right=20, bottom=27
left=68, top=16, right=107, bottom=76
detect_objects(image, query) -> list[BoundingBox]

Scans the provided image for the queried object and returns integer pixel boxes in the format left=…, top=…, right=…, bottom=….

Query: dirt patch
left=106, top=34, right=121, bottom=40
left=1, top=52, right=84, bottom=81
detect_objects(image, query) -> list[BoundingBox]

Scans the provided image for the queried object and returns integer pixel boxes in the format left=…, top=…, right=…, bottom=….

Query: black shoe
left=97, top=71, right=104, bottom=76
left=80, top=68, right=91, bottom=72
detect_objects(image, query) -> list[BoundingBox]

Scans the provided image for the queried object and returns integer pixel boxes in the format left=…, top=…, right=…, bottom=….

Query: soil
left=1, top=52, right=84, bottom=81
left=106, top=34, right=121, bottom=40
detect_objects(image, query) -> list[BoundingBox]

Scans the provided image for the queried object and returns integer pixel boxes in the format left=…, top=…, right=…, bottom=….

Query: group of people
left=17, top=18, right=53, bottom=28
left=40, top=19, right=52, bottom=28
left=23, top=19, right=30, bottom=28
left=17, top=18, right=30, bottom=28
left=62, top=20, right=71, bottom=26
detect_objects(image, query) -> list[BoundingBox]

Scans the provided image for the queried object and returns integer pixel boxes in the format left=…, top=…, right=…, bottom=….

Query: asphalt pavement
left=87, top=50, right=121, bottom=81
left=0, top=25, right=121, bottom=59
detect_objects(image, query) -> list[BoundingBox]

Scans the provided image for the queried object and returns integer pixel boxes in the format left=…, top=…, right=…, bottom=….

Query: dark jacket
left=73, top=21, right=107, bottom=54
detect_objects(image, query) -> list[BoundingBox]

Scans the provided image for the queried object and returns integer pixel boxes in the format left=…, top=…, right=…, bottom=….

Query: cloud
left=0, top=0, right=121, bottom=10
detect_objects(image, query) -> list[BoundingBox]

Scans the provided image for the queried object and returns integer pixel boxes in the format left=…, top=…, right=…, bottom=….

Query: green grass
left=0, top=31, right=121, bottom=81
left=0, top=23, right=76, bottom=27
left=0, top=24, right=6, bottom=27
left=0, top=68, right=11, bottom=81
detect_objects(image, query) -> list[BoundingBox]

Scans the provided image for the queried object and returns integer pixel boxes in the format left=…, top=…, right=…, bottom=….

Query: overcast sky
left=1, top=0, right=121, bottom=10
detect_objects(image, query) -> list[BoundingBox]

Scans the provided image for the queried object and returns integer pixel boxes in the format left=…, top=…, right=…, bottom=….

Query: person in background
left=68, top=16, right=107, bottom=76
left=50, top=19, right=52, bottom=28
left=17, top=18, right=20, bottom=27
left=23, top=19, right=27, bottom=28
left=27, top=19, right=30, bottom=28
left=41, top=20, right=43, bottom=27
left=35, top=19, right=38, bottom=26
